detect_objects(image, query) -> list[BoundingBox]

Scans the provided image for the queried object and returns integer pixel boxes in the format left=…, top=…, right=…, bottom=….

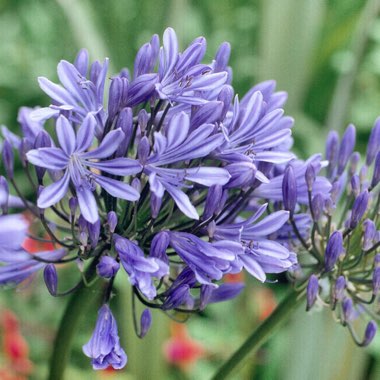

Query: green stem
left=47, top=260, right=103, bottom=380
left=211, top=288, right=305, bottom=380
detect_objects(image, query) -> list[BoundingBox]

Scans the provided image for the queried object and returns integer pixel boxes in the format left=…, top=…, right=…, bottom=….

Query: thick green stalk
left=47, top=262, right=102, bottom=380
left=211, top=288, right=305, bottom=380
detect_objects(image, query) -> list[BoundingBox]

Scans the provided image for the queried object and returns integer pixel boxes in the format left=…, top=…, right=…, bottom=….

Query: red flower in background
left=163, top=323, right=205, bottom=372
left=0, top=309, right=33, bottom=380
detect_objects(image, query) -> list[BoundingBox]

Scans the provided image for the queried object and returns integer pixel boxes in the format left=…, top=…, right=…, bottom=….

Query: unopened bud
left=139, top=309, right=152, bottom=338
left=282, top=165, right=297, bottom=217
left=306, top=274, right=319, bottom=311
left=43, top=264, right=58, bottom=296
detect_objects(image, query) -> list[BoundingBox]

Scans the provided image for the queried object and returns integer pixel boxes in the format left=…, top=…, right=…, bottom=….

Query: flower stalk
left=211, top=288, right=305, bottom=380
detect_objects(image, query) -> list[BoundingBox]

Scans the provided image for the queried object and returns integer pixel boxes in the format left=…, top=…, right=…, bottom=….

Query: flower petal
left=76, top=114, right=96, bottom=152
left=81, top=129, right=124, bottom=159
left=38, top=171, right=70, bottom=208
left=56, top=115, right=76, bottom=155
left=76, top=185, right=99, bottom=223
left=27, top=148, right=68, bottom=170
left=94, top=174, right=140, bottom=201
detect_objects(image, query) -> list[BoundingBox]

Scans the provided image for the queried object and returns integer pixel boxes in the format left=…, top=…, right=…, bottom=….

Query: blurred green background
left=1, top=0, right=380, bottom=379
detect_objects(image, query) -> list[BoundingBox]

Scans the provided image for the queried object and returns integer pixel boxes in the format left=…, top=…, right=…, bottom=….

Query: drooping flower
left=83, top=304, right=127, bottom=370
left=26, top=115, right=142, bottom=223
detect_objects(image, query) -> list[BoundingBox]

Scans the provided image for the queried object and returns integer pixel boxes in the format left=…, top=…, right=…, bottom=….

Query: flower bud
left=107, top=211, right=118, bottom=233
left=306, top=275, right=319, bottom=311
left=333, top=276, right=346, bottom=302
left=162, top=285, right=190, bottom=311
left=349, top=190, right=369, bottom=229
left=282, top=165, right=297, bottom=217
left=324, top=197, right=335, bottom=216
left=150, top=193, right=162, bottom=219
left=96, top=256, right=120, bottom=278
left=372, top=267, right=380, bottom=295
left=131, top=178, right=141, bottom=193
left=363, top=219, right=376, bottom=250
left=137, top=136, right=150, bottom=164
left=337, top=124, right=356, bottom=175
left=2, top=140, right=14, bottom=179
left=139, top=309, right=152, bottom=338
left=88, top=220, right=100, bottom=249
left=218, top=85, right=234, bottom=119
left=150, top=231, right=170, bottom=263
left=350, top=174, right=360, bottom=197
left=214, top=41, right=231, bottom=72
left=43, top=264, right=58, bottom=296
left=330, top=180, right=343, bottom=204
left=366, top=117, right=380, bottom=166
left=371, top=151, right=380, bottom=189
left=0, top=176, right=9, bottom=214
left=305, top=164, right=316, bottom=192
left=79, top=231, right=88, bottom=247
left=203, top=185, right=223, bottom=220
left=311, top=193, right=324, bottom=221
left=69, top=197, right=78, bottom=216
left=342, top=297, right=354, bottom=323
left=326, top=130, right=339, bottom=176
left=325, top=231, right=344, bottom=272
left=115, top=107, right=133, bottom=157
left=362, top=321, right=377, bottom=347
left=349, top=152, right=360, bottom=177
left=74, top=49, right=89, bottom=76
left=375, top=254, right=380, bottom=268
left=138, top=109, right=149, bottom=133
left=108, top=77, right=123, bottom=121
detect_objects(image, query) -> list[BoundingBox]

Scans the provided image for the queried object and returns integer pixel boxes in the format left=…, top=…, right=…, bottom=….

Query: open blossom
left=83, top=305, right=127, bottom=370
left=26, top=115, right=141, bottom=223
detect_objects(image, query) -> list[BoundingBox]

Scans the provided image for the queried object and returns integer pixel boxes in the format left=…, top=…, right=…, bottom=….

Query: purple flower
left=97, top=256, right=120, bottom=279
left=113, top=234, right=169, bottom=299
left=168, top=231, right=242, bottom=285
left=26, top=115, right=142, bottom=223
left=282, top=165, right=297, bottom=217
left=83, top=304, right=127, bottom=370
left=155, top=28, right=228, bottom=105
left=349, top=190, right=369, bottom=229
left=143, top=111, right=230, bottom=219
left=32, top=50, right=109, bottom=135
left=43, top=264, right=58, bottom=296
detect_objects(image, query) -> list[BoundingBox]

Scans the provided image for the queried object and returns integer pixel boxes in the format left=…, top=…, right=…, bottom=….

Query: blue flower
left=26, top=115, right=142, bottom=223
left=83, top=304, right=127, bottom=370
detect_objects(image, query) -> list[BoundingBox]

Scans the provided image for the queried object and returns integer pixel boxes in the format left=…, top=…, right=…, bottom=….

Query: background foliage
left=1, top=0, right=380, bottom=379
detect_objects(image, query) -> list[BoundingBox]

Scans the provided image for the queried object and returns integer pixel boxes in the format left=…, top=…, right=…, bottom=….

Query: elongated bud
left=325, top=197, right=335, bottom=216
left=44, top=264, right=58, bottom=296
left=138, top=109, right=149, bottom=133
left=218, top=85, right=234, bottom=119
left=350, top=174, right=360, bottom=197
left=362, top=321, right=377, bottom=347
left=88, top=220, right=100, bottom=248
left=306, top=275, right=319, bottom=311
left=150, top=231, right=170, bottom=263
left=131, top=178, right=141, bottom=193
left=107, top=211, right=118, bottom=233
left=115, top=107, right=133, bottom=156
left=79, top=231, right=88, bottom=247
left=74, top=49, right=89, bottom=76
left=305, top=164, right=316, bottom=192
left=69, top=197, right=78, bottom=216
left=137, top=136, right=150, bottom=164
left=349, top=190, right=369, bottom=229
left=373, top=267, right=380, bottom=295
left=371, top=151, right=380, bottom=189
left=326, top=131, right=339, bottom=176
left=203, top=185, right=223, bottom=220
left=311, top=193, right=324, bottom=221
left=108, top=77, right=123, bottom=121
left=0, top=176, right=9, bottom=214
left=139, top=309, right=152, bottom=338
left=150, top=193, right=162, bottom=219
left=342, top=298, right=354, bottom=323
left=366, top=117, right=380, bottom=165
left=282, top=165, right=297, bottom=217
left=96, top=256, right=120, bottom=278
left=337, top=124, right=356, bottom=175
left=349, top=152, right=360, bottom=177
left=363, top=219, right=376, bottom=250
left=333, top=276, right=346, bottom=302
left=375, top=254, right=380, bottom=267
left=325, top=231, right=344, bottom=272
left=2, top=140, right=14, bottom=179
left=214, top=41, right=231, bottom=72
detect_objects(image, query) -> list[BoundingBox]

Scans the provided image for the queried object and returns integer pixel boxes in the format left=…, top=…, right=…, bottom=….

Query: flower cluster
left=2, top=26, right=379, bottom=372
left=274, top=121, right=380, bottom=347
